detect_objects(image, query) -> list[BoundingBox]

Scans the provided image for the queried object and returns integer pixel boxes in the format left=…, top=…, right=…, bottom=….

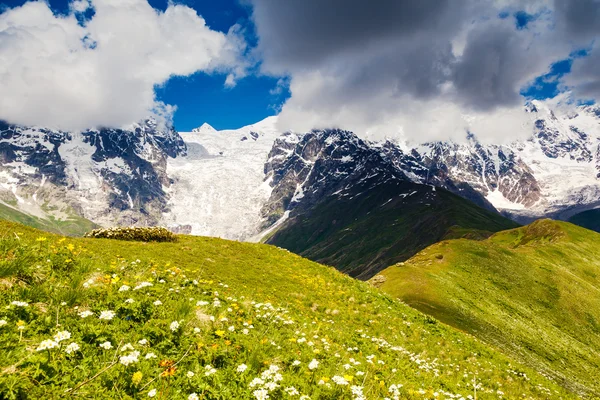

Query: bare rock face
left=2, top=100, right=600, bottom=237
left=168, top=224, right=192, bottom=234
left=260, top=100, right=600, bottom=230
left=0, top=119, right=186, bottom=227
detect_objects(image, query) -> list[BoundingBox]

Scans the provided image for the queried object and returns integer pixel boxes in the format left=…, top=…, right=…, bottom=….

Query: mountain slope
left=0, top=119, right=186, bottom=228
left=0, top=220, right=574, bottom=399
left=266, top=182, right=519, bottom=280
left=568, top=208, right=600, bottom=232
left=262, top=129, right=519, bottom=280
left=2, top=100, right=600, bottom=239
left=373, top=220, right=600, bottom=396
left=0, top=202, right=96, bottom=236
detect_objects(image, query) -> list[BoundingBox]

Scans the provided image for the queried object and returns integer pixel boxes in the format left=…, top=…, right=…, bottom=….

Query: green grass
left=0, top=220, right=573, bottom=399
left=266, top=182, right=519, bottom=280
left=0, top=203, right=97, bottom=237
left=374, top=219, right=600, bottom=397
left=568, top=208, right=600, bottom=233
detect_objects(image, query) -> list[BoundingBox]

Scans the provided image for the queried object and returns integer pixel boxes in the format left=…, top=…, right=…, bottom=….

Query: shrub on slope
left=84, top=226, right=176, bottom=242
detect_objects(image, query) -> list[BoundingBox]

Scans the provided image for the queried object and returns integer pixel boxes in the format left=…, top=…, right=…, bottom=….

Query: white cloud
left=250, top=0, right=592, bottom=143
left=0, top=0, right=247, bottom=131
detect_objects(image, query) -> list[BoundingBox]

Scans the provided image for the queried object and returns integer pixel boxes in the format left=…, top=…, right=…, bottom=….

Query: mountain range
left=1, top=100, right=600, bottom=260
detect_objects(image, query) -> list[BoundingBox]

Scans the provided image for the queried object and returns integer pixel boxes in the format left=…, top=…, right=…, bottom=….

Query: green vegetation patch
left=0, top=203, right=97, bottom=237
left=266, top=183, right=518, bottom=280
left=0, top=220, right=572, bottom=399
left=375, top=219, right=600, bottom=397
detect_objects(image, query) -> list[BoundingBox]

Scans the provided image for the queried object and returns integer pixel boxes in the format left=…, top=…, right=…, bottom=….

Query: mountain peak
left=191, top=122, right=217, bottom=134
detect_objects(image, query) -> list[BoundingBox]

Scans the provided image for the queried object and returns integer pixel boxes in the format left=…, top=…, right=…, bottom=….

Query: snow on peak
left=191, top=123, right=217, bottom=134
left=165, top=115, right=284, bottom=240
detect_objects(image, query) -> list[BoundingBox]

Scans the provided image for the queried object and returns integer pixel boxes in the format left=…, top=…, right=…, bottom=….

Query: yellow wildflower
left=132, top=371, right=143, bottom=385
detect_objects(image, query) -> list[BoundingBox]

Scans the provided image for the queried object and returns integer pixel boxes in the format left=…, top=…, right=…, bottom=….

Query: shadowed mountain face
left=262, top=129, right=519, bottom=279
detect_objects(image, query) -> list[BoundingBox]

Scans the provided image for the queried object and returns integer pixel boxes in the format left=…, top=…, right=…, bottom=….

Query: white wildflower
left=145, top=352, right=157, bottom=359
left=118, top=285, right=130, bottom=292
left=187, top=371, right=195, bottom=378
left=133, top=282, right=153, bottom=290
left=65, top=342, right=80, bottom=354
left=37, top=339, right=58, bottom=351
left=332, top=376, right=349, bottom=385
left=237, top=364, right=248, bottom=373
left=79, top=310, right=94, bottom=318
left=120, top=343, right=134, bottom=352
left=99, top=310, right=116, bottom=320
left=253, top=389, right=269, bottom=400
left=308, top=359, right=319, bottom=370
left=170, top=321, right=180, bottom=332
left=285, top=387, right=300, bottom=396
left=99, top=341, right=113, bottom=350
left=153, top=300, right=162, bottom=306
left=119, top=351, right=140, bottom=366
left=148, top=388, right=157, bottom=397
left=53, top=331, right=71, bottom=342
left=204, top=365, right=217, bottom=376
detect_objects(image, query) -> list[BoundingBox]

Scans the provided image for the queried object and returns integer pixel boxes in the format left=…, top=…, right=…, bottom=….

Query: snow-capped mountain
left=162, top=117, right=280, bottom=240
left=1, top=99, right=600, bottom=239
left=394, top=101, right=600, bottom=223
left=0, top=119, right=185, bottom=227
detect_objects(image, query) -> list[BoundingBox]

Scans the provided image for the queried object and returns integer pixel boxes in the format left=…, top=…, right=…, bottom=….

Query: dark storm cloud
left=554, top=0, right=600, bottom=40
left=246, top=0, right=597, bottom=140
left=554, top=0, right=600, bottom=101
left=453, top=23, right=540, bottom=111
left=248, top=0, right=467, bottom=73
left=565, top=47, right=600, bottom=99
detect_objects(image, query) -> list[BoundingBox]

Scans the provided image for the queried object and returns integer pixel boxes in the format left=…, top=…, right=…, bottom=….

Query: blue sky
left=0, top=0, right=593, bottom=133
left=0, top=0, right=289, bottom=131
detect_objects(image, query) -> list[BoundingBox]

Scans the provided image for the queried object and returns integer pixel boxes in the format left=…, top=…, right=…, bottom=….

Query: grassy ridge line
left=375, top=219, right=600, bottom=397
left=266, top=182, right=519, bottom=280
left=0, top=202, right=97, bottom=236
left=0, top=220, right=572, bottom=399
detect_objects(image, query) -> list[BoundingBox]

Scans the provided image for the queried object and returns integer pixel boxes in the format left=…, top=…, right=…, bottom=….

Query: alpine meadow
left=2, top=0, right=600, bottom=399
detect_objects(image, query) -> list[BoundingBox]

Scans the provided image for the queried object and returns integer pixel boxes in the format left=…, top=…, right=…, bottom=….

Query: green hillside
left=568, top=208, right=600, bottom=233
left=373, top=219, right=600, bottom=397
left=266, top=182, right=519, bottom=280
left=0, top=220, right=572, bottom=399
left=0, top=202, right=97, bottom=236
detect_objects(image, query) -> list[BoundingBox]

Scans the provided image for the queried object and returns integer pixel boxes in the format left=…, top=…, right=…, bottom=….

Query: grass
left=0, top=203, right=97, bottom=237
left=266, top=181, right=519, bottom=280
left=374, top=219, right=600, bottom=397
left=0, top=219, right=574, bottom=399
